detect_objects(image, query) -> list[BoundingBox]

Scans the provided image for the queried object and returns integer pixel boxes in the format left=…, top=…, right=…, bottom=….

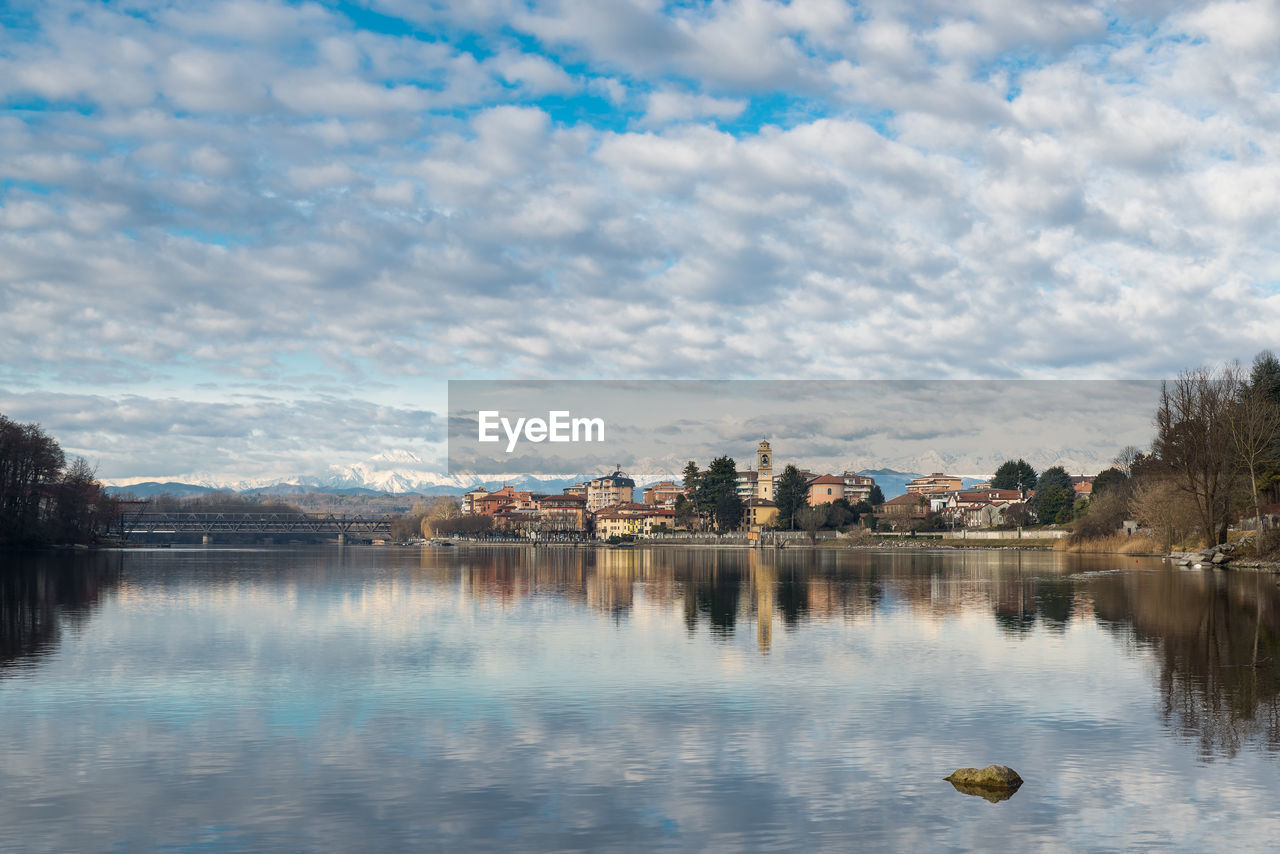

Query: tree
left=1250, top=349, right=1280, bottom=405
left=992, top=459, right=1038, bottom=492
left=1132, top=476, right=1200, bottom=552
left=714, top=491, right=744, bottom=532
left=868, top=484, right=885, bottom=506
left=682, top=460, right=701, bottom=497
left=774, top=464, right=808, bottom=530
left=674, top=493, right=697, bottom=530
left=827, top=497, right=855, bottom=528
left=1228, top=382, right=1280, bottom=554
left=796, top=504, right=827, bottom=542
left=420, top=496, right=462, bottom=538
left=1071, top=488, right=1129, bottom=541
left=697, top=456, right=738, bottom=516
left=1092, top=466, right=1129, bottom=498
left=1003, top=502, right=1033, bottom=528
left=1153, top=366, right=1241, bottom=547
left=1034, top=466, right=1075, bottom=524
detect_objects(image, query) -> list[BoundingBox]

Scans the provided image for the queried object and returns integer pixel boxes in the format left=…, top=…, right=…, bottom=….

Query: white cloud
left=640, top=90, right=748, bottom=126
left=4, top=0, right=1280, bottom=479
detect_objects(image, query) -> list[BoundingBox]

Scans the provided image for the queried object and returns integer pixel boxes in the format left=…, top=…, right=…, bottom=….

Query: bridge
left=119, top=511, right=394, bottom=540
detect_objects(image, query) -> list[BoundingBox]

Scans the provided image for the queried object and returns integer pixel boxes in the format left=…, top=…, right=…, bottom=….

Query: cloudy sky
left=1, top=0, right=1278, bottom=484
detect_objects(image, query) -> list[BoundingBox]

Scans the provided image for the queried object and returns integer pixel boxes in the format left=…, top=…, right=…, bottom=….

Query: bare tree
left=1230, top=384, right=1280, bottom=554
left=1132, top=477, right=1201, bottom=552
left=1153, top=366, right=1242, bottom=547
left=796, top=504, right=828, bottom=543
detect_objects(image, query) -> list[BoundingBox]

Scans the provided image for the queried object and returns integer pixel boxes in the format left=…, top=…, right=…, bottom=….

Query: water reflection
left=0, top=551, right=122, bottom=671
left=4, top=546, right=1280, bottom=850
left=1092, top=567, right=1280, bottom=758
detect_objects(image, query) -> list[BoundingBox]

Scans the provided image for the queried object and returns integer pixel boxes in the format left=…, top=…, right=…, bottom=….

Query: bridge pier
left=202, top=534, right=211, bottom=545
left=337, top=533, right=345, bottom=545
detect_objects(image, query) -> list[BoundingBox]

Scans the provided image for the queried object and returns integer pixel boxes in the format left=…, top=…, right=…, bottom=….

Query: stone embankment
left=1171, top=536, right=1280, bottom=570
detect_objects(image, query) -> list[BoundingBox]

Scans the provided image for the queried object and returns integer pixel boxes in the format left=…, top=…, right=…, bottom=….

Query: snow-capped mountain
left=103, top=450, right=613, bottom=495
left=846, top=447, right=1111, bottom=480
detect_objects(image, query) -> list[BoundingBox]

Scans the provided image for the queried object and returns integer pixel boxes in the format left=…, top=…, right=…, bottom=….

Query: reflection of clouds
left=4, top=548, right=1280, bottom=849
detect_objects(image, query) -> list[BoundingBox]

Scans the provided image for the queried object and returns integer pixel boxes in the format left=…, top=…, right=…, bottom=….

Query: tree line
left=1071, top=351, right=1280, bottom=553
left=0, top=413, right=117, bottom=545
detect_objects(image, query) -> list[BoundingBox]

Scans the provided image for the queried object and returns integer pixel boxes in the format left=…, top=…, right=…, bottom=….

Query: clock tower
left=756, top=439, right=773, bottom=501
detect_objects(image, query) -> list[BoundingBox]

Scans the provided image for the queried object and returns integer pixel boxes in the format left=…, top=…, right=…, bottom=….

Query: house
left=1071, top=476, right=1094, bottom=497
left=940, top=489, right=1024, bottom=528
left=879, top=493, right=929, bottom=528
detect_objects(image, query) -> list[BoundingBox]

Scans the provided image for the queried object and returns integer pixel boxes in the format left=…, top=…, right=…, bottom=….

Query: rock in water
left=945, top=765, right=1023, bottom=801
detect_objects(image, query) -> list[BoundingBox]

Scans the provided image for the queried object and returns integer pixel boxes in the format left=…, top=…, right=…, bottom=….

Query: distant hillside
left=105, top=482, right=220, bottom=499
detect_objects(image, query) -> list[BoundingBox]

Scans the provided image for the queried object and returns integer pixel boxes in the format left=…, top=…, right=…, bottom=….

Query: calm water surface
left=3, top=546, right=1280, bottom=852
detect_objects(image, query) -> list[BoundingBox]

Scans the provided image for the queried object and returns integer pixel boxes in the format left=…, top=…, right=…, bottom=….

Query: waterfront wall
left=942, top=529, right=1069, bottom=540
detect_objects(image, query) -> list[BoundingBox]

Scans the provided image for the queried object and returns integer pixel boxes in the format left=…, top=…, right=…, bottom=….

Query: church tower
left=756, top=439, right=773, bottom=501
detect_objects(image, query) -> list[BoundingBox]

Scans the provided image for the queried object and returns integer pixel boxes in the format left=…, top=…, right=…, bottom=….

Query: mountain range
left=103, top=448, right=1106, bottom=499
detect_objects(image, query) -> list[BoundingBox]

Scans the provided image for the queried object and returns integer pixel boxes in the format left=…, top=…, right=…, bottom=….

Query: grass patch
left=1056, top=533, right=1164, bottom=555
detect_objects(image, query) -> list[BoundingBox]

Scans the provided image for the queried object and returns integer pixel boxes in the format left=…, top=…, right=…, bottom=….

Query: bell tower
left=756, top=439, right=773, bottom=501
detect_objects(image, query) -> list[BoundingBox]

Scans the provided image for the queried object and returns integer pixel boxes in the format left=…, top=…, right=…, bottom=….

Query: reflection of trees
left=444, top=547, right=1280, bottom=757
left=1092, top=568, right=1280, bottom=758
left=0, top=552, right=122, bottom=673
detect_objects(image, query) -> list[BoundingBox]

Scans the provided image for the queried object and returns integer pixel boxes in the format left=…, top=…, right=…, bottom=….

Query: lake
left=2, top=545, right=1279, bottom=851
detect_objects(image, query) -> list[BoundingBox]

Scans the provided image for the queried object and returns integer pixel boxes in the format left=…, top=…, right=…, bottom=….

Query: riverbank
left=443, top=537, right=1064, bottom=551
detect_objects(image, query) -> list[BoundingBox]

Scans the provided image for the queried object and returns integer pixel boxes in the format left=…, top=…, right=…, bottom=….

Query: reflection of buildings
left=749, top=550, right=776, bottom=653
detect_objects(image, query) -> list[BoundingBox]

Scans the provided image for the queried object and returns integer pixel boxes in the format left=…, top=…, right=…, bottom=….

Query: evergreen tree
left=868, top=484, right=885, bottom=506
left=1092, top=466, right=1129, bottom=497
left=682, top=460, right=701, bottom=495
left=714, top=492, right=744, bottom=532
left=699, top=456, right=739, bottom=516
left=1035, top=466, right=1075, bottom=523
left=1250, top=349, right=1280, bottom=405
left=992, top=459, right=1038, bottom=492
left=774, top=464, right=809, bottom=530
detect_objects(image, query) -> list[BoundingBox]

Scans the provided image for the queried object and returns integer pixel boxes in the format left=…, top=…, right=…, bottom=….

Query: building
left=879, top=493, right=929, bottom=528
left=586, top=469, right=636, bottom=512
left=807, top=474, right=846, bottom=505
left=593, top=503, right=677, bottom=539
left=939, top=489, right=1024, bottom=528
left=473, top=485, right=534, bottom=516
left=642, top=481, right=684, bottom=506
left=535, top=493, right=588, bottom=533
left=743, top=497, right=778, bottom=531
left=595, top=507, right=643, bottom=539
left=736, top=440, right=777, bottom=502
left=755, top=440, right=773, bottom=500
left=905, top=473, right=963, bottom=495
left=1071, top=476, right=1094, bottom=497
left=841, top=472, right=876, bottom=504
left=462, top=487, right=489, bottom=514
